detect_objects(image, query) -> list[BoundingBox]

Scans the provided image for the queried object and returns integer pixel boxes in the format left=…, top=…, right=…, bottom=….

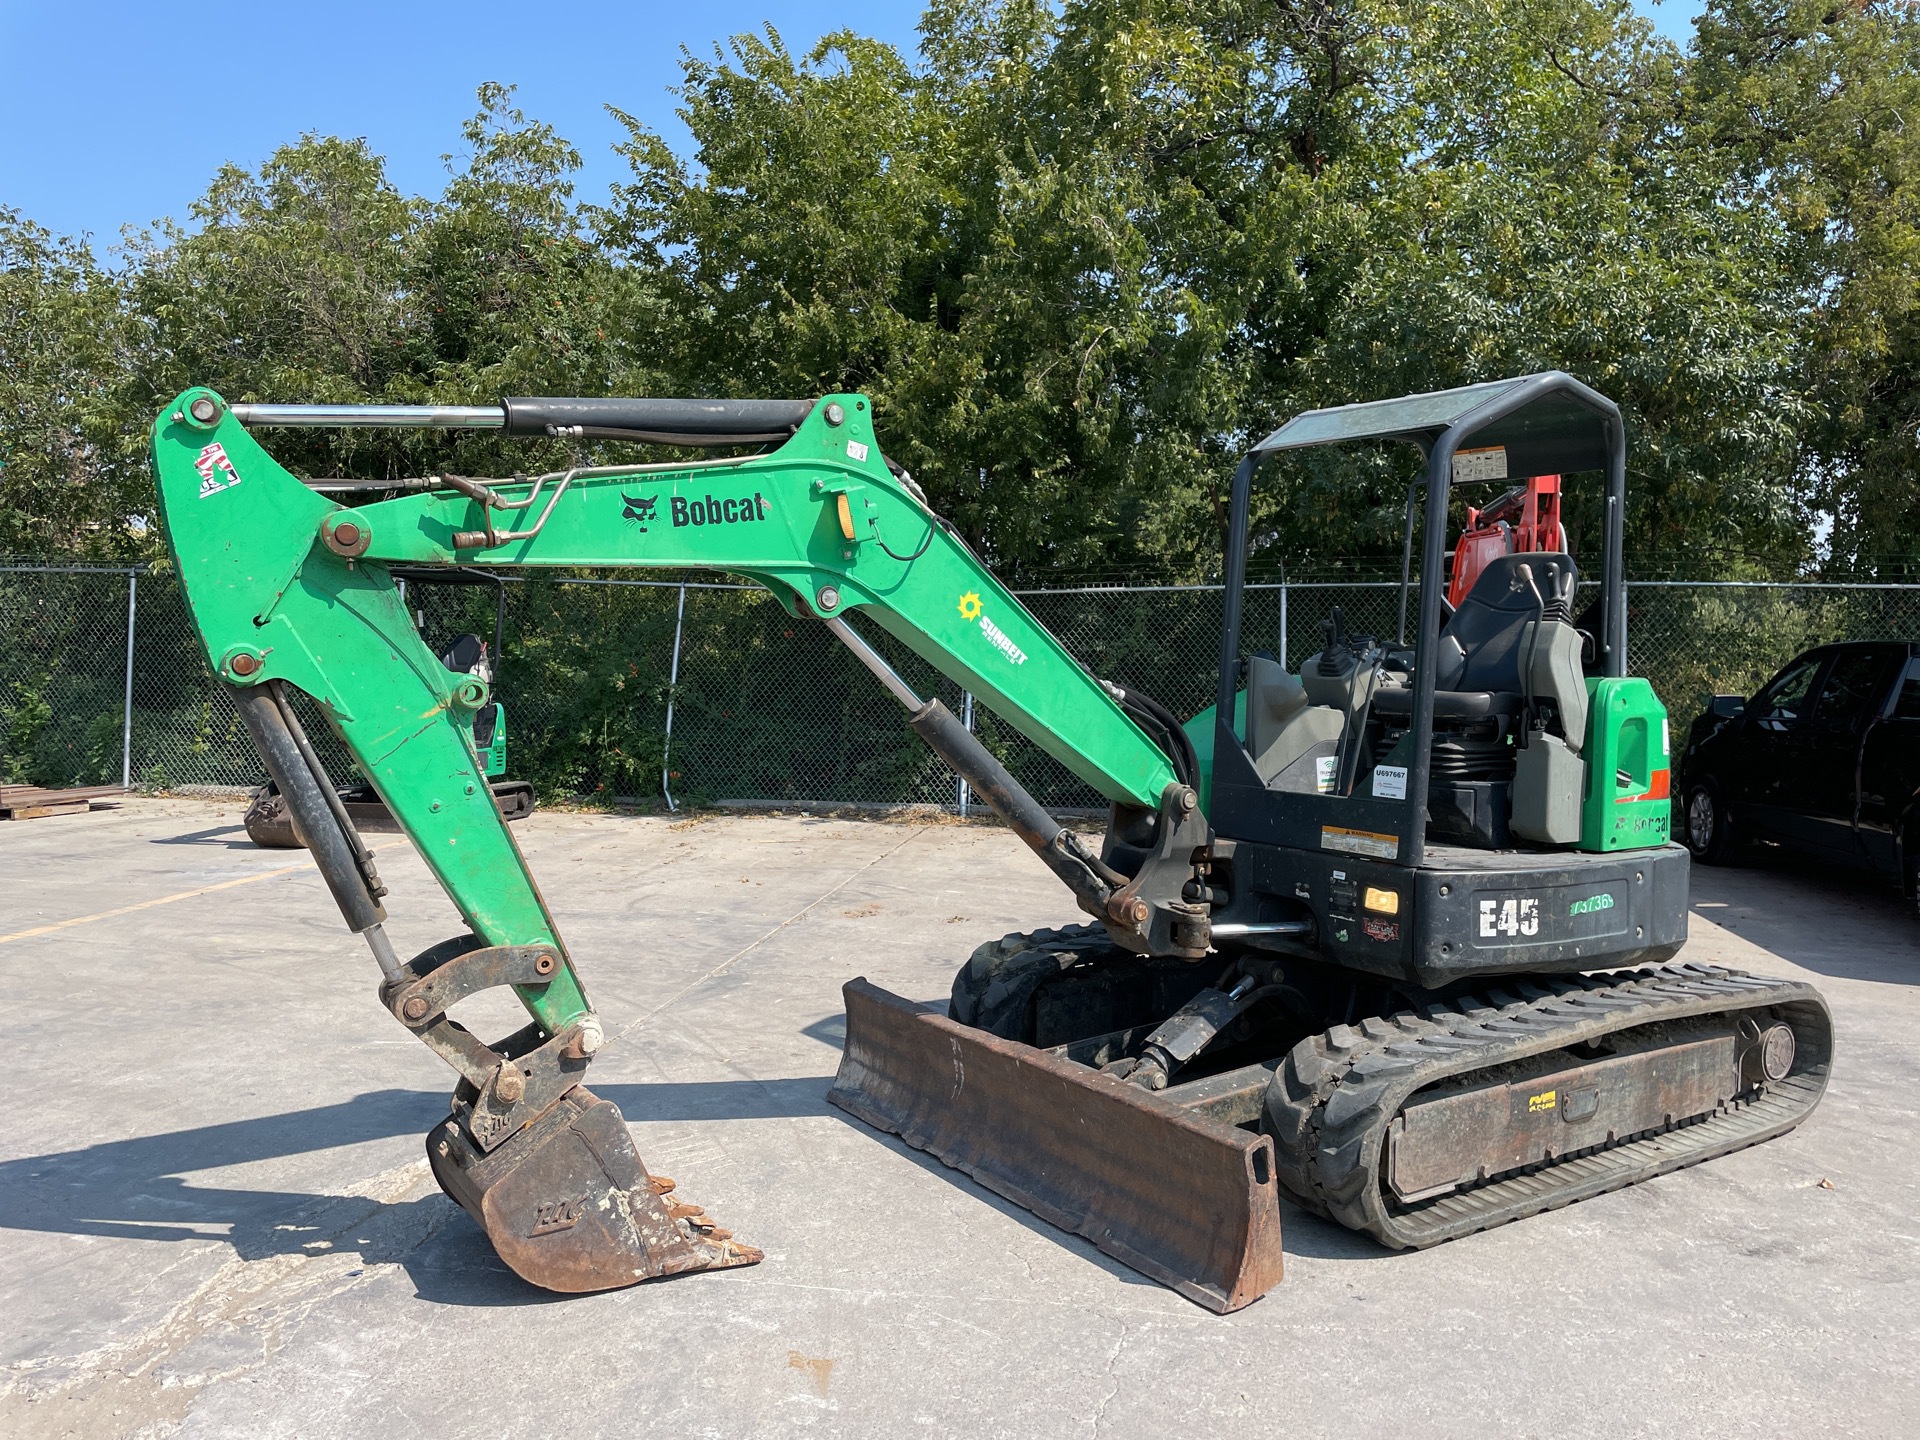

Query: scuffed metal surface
left=828, top=979, right=1283, bottom=1313
left=429, top=1086, right=760, bottom=1294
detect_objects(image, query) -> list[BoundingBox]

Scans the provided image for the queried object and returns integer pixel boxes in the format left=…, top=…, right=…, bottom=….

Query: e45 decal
left=1479, top=897, right=1540, bottom=939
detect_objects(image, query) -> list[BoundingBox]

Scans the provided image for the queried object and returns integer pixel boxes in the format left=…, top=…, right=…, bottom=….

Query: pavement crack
left=1088, top=1322, right=1132, bottom=1439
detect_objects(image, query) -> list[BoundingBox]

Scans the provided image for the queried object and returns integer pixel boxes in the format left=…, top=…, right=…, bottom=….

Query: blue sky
left=1, top=1, right=1705, bottom=246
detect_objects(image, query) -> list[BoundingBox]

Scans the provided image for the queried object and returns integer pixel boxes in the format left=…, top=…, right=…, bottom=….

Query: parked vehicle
left=1681, top=640, right=1920, bottom=910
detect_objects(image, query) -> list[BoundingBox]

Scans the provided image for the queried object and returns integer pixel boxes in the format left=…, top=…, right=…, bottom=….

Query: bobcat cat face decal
left=622, top=493, right=659, bottom=532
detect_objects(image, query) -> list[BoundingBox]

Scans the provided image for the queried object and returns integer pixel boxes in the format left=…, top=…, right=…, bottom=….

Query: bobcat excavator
left=150, top=373, right=1831, bottom=1312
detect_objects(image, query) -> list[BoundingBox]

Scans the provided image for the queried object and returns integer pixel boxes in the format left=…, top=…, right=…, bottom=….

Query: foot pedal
left=429, top=1084, right=761, bottom=1293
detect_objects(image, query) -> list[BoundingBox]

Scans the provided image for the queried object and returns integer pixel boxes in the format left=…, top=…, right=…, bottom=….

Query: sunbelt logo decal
left=1568, top=893, right=1615, bottom=917
left=957, top=591, right=1027, bottom=666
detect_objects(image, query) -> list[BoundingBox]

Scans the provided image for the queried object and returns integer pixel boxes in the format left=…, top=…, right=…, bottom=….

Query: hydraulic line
left=226, top=681, right=386, bottom=938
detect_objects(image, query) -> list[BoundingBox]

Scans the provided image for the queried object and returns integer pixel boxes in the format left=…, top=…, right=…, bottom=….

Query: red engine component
left=1448, top=473, right=1566, bottom=607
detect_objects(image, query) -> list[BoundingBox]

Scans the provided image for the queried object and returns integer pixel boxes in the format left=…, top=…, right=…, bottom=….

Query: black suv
left=1680, top=640, right=1920, bottom=909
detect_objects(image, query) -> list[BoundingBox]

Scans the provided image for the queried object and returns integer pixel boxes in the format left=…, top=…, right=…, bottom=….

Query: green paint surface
left=151, top=388, right=1177, bottom=1030
left=1580, top=676, right=1673, bottom=852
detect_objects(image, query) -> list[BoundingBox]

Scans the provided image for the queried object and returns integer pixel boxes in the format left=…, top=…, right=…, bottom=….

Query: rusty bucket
left=429, top=1085, right=761, bottom=1293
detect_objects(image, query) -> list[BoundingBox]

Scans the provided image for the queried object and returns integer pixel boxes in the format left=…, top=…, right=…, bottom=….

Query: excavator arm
left=149, top=387, right=1213, bottom=1294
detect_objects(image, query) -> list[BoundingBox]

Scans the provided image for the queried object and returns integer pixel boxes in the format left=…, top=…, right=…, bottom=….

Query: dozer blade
left=828, top=978, right=1284, bottom=1313
left=428, top=1085, right=761, bottom=1293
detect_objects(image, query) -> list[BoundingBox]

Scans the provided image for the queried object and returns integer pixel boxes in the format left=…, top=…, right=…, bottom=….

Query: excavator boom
left=149, top=387, right=1226, bottom=1295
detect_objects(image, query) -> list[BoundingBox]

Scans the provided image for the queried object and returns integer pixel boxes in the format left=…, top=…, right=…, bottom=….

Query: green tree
left=605, top=1, right=1808, bottom=581
left=125, top=85, right=647, bottom=486
left=0, top=211, right=141, bottom=555
left=1688, top=0, right=1920, bottom=579
left=11, top=4, right=1911, bottom=582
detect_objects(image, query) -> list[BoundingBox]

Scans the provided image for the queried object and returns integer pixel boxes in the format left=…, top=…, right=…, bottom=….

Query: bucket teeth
left=675, top=1224, right=760, bottom=1267
left=428, top=1084, right=760, bottom=1292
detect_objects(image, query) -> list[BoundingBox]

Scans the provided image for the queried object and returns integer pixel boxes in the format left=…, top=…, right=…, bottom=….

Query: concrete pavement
left=1, top=798, right=1914, bottom=1438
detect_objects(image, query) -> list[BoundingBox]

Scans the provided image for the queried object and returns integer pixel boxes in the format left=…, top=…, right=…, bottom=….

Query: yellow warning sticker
left=1528, top=1089, right=1558, bottom=1114
left=1321, top=825, right=1400, bottom=861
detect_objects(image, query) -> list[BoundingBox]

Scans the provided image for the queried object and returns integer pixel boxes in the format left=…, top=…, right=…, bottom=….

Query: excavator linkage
left=149, top=384, right=1187, bottom=1297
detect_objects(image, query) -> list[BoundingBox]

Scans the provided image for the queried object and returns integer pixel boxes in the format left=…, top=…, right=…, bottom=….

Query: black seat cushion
left=1441, top=552, right=1578, bottom=694
left=1372, top=688, right=1522, bottom=719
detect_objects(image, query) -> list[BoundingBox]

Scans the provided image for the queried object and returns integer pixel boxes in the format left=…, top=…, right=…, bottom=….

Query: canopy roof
left=1253, top=371, right=1619, bottom=477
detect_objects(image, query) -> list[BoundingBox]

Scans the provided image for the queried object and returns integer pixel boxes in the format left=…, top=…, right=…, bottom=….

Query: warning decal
left=1452, top=446, right=1508, bottom=483
left=1321, top=825, right=1399, bottom=861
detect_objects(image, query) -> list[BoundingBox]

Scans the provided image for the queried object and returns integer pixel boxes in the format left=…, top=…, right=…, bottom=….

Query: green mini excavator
left=149, top=374, right=1831, bottom=1311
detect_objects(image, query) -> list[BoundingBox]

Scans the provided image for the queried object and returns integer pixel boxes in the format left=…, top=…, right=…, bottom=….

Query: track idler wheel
left=428, top=1084, right=761, bottom=1293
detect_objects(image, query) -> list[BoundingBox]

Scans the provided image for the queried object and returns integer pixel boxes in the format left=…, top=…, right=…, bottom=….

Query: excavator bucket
left=828, top=980, right=1285, bottom=1313
left=428, top=1086, right=761, bottom=1293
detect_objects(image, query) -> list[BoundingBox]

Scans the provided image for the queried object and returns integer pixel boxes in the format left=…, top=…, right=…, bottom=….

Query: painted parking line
left=0, top=839, right=408, bottom=946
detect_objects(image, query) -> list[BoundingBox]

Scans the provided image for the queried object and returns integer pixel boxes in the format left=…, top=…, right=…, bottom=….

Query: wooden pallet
left=0, top=784, right=126, bottom=821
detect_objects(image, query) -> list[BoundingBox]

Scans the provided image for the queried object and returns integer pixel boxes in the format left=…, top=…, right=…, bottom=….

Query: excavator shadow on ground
left=0, top=1067, right=1454, bottom=1318
left=3, top=1084, right=824, bottom=1307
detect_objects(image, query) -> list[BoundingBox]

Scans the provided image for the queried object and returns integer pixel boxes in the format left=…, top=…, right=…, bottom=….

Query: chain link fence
left=5, top=564, right=1919, bottom=811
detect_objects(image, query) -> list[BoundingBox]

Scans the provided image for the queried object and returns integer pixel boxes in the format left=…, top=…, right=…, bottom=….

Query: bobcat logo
left=622, top=493, right=659, bottom=531
left=530, top=1195, right=587, bottom=1236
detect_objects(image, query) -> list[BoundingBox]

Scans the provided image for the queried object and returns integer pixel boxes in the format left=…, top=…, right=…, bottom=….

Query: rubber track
left=1265, top=963, right=1832, bottom=1249
left=949, top=923, right=1122, bottom=1033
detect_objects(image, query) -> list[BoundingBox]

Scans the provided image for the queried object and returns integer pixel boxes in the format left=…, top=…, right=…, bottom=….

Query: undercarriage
left=830, top=922, right=1831, bottom=1311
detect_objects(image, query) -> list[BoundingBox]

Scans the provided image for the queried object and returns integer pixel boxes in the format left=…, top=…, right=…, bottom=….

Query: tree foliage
left=1689, top=0, right=1920, bottom=578
left=4, top=3, right=1918, bottom=579
left=0, top=210, right=141, bottom=556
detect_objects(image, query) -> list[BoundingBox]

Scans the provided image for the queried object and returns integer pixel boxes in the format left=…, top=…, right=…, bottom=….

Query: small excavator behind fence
left=149, top=373, right=1830, bottom=1311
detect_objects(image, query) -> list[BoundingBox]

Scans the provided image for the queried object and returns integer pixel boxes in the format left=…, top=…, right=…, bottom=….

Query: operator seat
left=1371, top=553, right=1591, bottom=845
left=1241, top=558, right=1592, bottom=840
left=1371, top=553, right=1587, bottom=748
